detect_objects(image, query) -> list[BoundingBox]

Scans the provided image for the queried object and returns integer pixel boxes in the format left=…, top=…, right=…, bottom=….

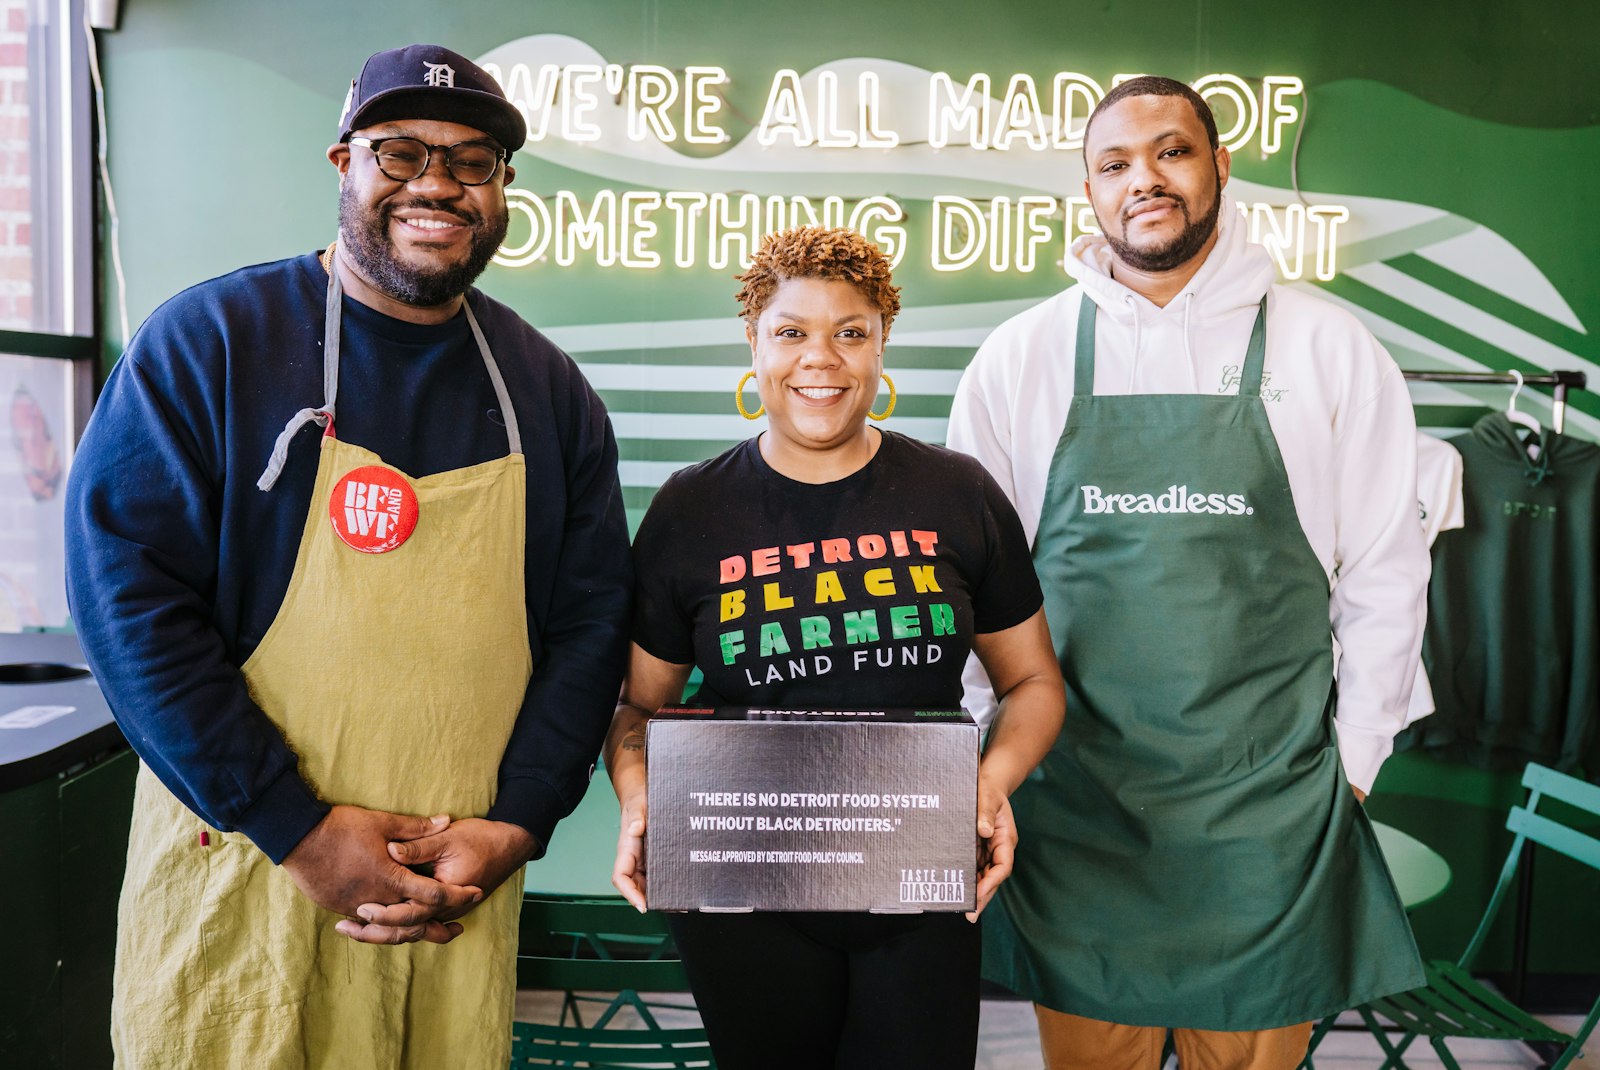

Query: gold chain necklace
left=319, top=241, right=337, bottom=275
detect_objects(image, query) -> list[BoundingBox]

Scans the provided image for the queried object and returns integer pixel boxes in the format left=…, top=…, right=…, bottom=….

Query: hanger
left=1505, top=371, right=1542, bottom=433
left=1506, top=370, right=1543, bottom=460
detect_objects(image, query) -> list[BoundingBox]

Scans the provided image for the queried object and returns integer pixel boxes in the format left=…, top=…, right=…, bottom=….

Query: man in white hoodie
left=948, top=76, right=1429, bottom=1070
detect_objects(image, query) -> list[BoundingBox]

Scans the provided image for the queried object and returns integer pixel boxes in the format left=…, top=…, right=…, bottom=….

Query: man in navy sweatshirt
left=64, top=44, right=631, bottom=1069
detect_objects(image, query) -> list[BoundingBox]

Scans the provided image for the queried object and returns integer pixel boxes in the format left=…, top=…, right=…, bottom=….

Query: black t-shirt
left=632, top=430, right=1043, bottom=708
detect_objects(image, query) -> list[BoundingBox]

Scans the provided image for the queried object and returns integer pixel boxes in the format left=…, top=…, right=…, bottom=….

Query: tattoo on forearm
left=621, top=727, right=646, bottom=753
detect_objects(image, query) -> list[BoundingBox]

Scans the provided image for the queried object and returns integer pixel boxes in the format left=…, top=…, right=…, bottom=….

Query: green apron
left=981, top=294, right=1423, bottom=1030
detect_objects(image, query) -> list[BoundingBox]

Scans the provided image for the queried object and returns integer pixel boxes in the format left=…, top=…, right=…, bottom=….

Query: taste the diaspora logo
left=329, top=466, right=419, bottom=553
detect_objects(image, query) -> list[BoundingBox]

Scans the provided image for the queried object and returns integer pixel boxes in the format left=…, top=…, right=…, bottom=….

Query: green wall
left=97, top=0, right=1600, bottom=977
left=100, top=1, right=1600, bottom=406
left=97, top=1, right=1600, bottom=500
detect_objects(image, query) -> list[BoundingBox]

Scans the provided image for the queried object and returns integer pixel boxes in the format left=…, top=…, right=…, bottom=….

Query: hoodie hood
left=1472, top=410, right=1557, bottom=486
left=1066, top=196, right=1276, bottom=391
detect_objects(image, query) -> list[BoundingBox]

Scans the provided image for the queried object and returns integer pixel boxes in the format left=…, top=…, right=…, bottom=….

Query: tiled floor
left=517, top=989, right=1598, bottom=1068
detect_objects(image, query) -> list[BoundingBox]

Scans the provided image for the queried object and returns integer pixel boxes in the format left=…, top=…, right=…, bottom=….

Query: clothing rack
left=1402, top=369, right=1588, bottom=435
left=1402, top=365, right=1590, bottom=1007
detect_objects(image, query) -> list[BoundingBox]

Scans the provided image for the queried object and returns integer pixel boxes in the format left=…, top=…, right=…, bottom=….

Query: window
left=1, top=0, right=91, bottom=338
left=0, top=0, right=93, bottom=628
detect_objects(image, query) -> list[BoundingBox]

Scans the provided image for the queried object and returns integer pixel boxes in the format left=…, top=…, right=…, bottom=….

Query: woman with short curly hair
left=604, top=226, right=1064, bottom=1070
left=732, top=225, right=903, bottom=329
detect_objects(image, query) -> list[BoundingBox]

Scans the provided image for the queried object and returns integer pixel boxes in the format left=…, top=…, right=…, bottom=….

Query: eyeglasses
left=347, top=136, right=507, bottom=187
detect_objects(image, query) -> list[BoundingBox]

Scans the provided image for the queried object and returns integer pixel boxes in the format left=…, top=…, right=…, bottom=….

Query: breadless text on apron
left=112, top=259, right=533, bottom=1068
left=981, top=294, right=1422, bottom=1029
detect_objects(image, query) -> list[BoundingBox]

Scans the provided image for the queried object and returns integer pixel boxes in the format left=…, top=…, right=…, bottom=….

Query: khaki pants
left=1035, top=1005, right=1313, bottom=1070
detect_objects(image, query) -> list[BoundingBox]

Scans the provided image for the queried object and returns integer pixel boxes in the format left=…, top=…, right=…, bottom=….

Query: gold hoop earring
left=868, top=373, right=896, bottom=421
left=735, top=370, right=765, bottom=420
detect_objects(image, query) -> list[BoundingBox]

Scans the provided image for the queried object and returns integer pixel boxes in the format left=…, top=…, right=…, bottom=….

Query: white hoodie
left=948, top=197, right=1428, bottom=794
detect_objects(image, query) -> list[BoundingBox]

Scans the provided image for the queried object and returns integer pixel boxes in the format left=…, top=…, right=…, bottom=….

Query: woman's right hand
left=612, top=788, right=649, bottom=912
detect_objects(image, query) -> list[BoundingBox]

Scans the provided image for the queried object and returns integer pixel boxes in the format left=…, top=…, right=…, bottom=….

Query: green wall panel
left=98, top=0, right=1600, bottom=441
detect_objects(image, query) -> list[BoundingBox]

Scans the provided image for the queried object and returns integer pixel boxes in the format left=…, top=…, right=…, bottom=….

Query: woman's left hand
left=965, top=608, right=1064, bottom=923
left=968, top=774, right=1017, bottom=923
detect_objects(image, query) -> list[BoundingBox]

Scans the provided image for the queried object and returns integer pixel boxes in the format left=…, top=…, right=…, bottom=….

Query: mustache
left=384, top=197, right=481, bottom=227
left=1122, top=193, right=1188, bottom=223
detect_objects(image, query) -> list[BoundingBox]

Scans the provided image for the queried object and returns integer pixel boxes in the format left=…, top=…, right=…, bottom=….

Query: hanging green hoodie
left=1402, top=411, right=1600, bottom=778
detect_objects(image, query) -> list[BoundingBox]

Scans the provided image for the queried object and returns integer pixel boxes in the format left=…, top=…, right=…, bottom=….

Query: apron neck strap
left=1074, top=293, right=1099, bottom=391
left=463, top=296, right=521, bottom=456
left=1073, top=293, right=1269, bottom=399
left=258, top=255, right=521, bottom=492
left=257, top=257, right=343, bottom=490
left=1237, top=297, right=1268, bottom=398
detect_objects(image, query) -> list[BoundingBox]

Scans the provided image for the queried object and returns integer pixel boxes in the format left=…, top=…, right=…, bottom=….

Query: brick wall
left=0, top=0, right=30, bottom=331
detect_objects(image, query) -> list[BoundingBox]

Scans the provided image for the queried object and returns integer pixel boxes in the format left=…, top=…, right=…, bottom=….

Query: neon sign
left=499, top=190, right=1344, bottom=282
left=478, top=53, right=1345, bottom=278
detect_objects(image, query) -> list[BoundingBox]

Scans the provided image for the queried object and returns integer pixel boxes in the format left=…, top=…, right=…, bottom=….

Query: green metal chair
left=1304, top=762, right=1600, bottom=1070
left=510, top=1022, right=715, bottom=1069
left=513, top=893, right=715, bottom=1068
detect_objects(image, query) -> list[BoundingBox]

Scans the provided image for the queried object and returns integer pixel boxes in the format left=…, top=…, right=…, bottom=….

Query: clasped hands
left=280, top=804, right=536, bottom=946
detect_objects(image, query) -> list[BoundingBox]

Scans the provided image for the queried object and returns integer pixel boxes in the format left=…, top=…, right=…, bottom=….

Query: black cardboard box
left=646, top=706, right=978, bottom=912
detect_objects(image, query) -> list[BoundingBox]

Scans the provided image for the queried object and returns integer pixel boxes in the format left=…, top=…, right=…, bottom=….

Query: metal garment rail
left=1402, top=366, right=1589, bottom=1008
left=1402, top=369, right=1588, bottom=435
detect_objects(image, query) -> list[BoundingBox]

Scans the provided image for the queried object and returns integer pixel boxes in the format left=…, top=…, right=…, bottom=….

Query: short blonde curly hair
left=734, top=226, right=901, bottom=332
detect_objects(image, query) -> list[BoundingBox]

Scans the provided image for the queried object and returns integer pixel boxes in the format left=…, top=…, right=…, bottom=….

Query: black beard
left=1104, top=182, right=1222, bottom=274
left=337, top=184, right=508, bottom=307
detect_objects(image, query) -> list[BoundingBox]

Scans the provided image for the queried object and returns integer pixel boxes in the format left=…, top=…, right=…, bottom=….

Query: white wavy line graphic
left=1302, top=283, right=1599, bottom=440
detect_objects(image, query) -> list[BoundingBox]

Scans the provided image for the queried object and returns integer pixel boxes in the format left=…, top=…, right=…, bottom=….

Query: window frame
left=2, top=0, right=98, bottom=440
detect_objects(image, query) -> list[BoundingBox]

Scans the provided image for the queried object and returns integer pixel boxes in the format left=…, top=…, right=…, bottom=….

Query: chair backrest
left=520, top=894, right=673, bottom=952
left=1459, top=762, right=1600, bottom=968
left=518, top=893, right=692, bottom=993
left=517, top=952, right=692, bottom=993
left=1508, top=763, right=1600, bottom=870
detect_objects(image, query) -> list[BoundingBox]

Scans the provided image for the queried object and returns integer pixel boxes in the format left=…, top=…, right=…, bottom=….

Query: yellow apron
left=112, top=264, right=533, bottom=1068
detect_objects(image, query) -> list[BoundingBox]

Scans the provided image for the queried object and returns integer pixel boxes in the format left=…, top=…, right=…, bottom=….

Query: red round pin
left=328, top=465, right=419, bottom=554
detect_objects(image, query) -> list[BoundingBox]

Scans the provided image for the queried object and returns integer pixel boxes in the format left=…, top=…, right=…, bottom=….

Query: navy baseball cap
left=337, top=44, right=527, bottom=153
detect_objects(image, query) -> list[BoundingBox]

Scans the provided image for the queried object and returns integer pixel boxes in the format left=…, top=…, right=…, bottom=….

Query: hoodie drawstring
left=1120, top=292, right=1203, bottom=394
left=1182, top=293, right=1200, bottom=394
left=1522, top=437, right=1552, bottom=486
